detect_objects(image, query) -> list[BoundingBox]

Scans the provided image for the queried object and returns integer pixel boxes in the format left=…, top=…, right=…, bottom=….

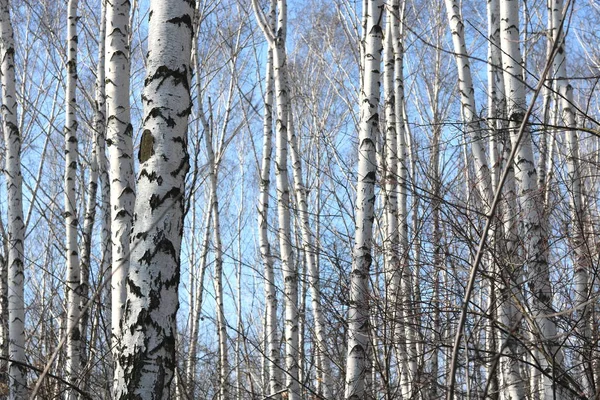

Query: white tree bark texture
left=113, top=0, right=193, bottom=397
left=64, top=0, right=82, bottom=397
left=345, top=1, right=383, bottom=399
left=0, top=0, right=27, bottom=397
left=105, top=0, right=135, bottom=365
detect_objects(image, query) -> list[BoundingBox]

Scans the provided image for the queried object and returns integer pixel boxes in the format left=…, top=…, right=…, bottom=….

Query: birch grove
left=2, top=0, right=600, bottom=398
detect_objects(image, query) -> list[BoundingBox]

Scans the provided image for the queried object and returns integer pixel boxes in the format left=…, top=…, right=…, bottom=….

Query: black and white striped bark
left=64, top=0, right=81, bottom=397
left=345, top=1, right=383, bottom=399
left=254, top=0, right=283, bottom=396
left=271, top=1, right=300, bottom=398
left=113, top=0, right=193, bottom=397
left=551, top=0, right=591, bottom=394
left=105, top=0, right=135, bottom=369
left=0, top=0, right=26, bottom=397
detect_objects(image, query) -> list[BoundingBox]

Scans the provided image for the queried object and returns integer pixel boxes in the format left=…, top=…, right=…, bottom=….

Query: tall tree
left=64, top=0, right=82, bottom=397
left=0, top=0, right=26, bottom=397
left=105, top=0, right=135, bottom=368
left=345, top=1, right=383, bottom=398
left=113, top=0, right=194, bottom=397
left=256, top=0, right=282, bottom=396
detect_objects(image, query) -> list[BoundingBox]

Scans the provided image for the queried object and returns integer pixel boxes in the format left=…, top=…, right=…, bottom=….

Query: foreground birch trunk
left=113, top=0, right=193, bottom=397
left=0, top=0, right=26, bottom=397
left=345, top=1, right=383, bottom=398
left=105, top=0, right=135, bottom=367
left=64, top=0, right=81, bottom=397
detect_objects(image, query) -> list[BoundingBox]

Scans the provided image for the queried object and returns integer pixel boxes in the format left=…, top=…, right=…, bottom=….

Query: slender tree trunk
left=185, top=202, right=211, bottom=397
left=64, top=0, right=81, bottom=397
left=499, top=1, right=565, bottom=398
left=391, top=2, right=418, bottom=394
left=113, top=0, right=193, bottom=397
left=79, top=2, right=107, bottom=392
left=105, top=0, right=135, bottom=369
left=206, top=111, right=229, bottom=400
left=286, top=76, right=332, bottom=400
left=0, top=1, right=26, bottom=396
left=345, top=1, right=383, bottom=399
left=551, top=0, right=592, bottom=394
left=255, top=2, right=282, bottom=396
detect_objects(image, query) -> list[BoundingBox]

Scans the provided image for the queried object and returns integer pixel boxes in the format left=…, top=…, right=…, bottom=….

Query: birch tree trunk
left=345, top=1, right=383, bottom=399
left=256, top=2, right=282, bottom=396
left=79, top=0, right=107, bottom=390
left=64, top=0, right=81, bottom=397
left=499, top=1, right=564, bottom=397
left=286, top=67, right=332, bottom=400
left=105, top=0, right=135, bottom=366
left=390, top=2, right=418, bottom=394
left=206, top=111, right=229, bottom=400
left=113, top=0, right=193, bottom=397
left=0, top=0, right=27, bottom=397
left=551, top=0, right=592, bottom=393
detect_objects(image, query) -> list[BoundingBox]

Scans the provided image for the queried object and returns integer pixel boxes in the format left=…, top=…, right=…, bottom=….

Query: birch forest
left=3, top=0, right=600, bottom=398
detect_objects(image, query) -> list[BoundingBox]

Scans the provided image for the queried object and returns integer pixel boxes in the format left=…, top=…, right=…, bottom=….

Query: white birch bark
left=64, top=0, right=81, bottom=397
left=268, top=1, right=300, bottom=398
left=484, top=1, right=525, bottom=397
left=444, top=0, right=493, bottom=207
left=256, top=2, right=282, bottom=396
left=345, top=1, right=383, bottom=399
left=499, top=1, right=564, bottom=398
left=551, top=0, right=591, bottom=393
left=113, top=0, right=193, bottom=397
left=0, top=0, right=26, bottom=397
left=105, top=0, right=135, bottom=363
left=391, top=2, right=418, bottom=393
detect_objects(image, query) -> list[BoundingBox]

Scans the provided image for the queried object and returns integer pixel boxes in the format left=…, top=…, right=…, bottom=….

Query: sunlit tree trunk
left=345, top=1, right=383, bottom=399
left=499, top=1, right=564, bottom=398
left=256, top=2, right=282, bottom=397
left=551, top=0, right=592, bottom=394
left=105, top=0, right=135, bottom=368
left=0, top=0, right=26, bottom=397
left=113, top=0, right=193, bottom=397
left=64, top=0, right=81, bottom=397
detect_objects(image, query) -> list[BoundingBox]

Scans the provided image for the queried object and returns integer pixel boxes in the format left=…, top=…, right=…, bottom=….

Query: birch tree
left=105, top=0, right=135, bottom=369
left=345, top=1, right=383, bottom=398
left=0, top=0, right=26, bottom=397
left=255, top=1, right=282, bottom=396
left=64, top=0, right=82, bottom=396
left=499, top=0, right=566, bottom=397
left=551, top=0, right=592, bottom=394
left=113, top=0, right=193, bottom=397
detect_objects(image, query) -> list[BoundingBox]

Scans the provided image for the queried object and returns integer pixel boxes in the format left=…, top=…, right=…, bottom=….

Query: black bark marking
left=149, top=187, right=181, bottom=211
left=145, top=65, right=189, bottom=91
left=166, top=14, right=193, bottom=32
left=139, top=169, right=164, bottom=185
